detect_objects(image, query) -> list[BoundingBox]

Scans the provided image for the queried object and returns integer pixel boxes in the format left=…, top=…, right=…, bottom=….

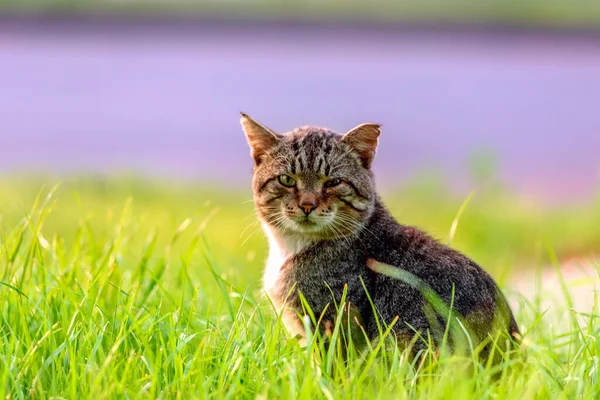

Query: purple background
left=1, top=21, right=599, bottom=201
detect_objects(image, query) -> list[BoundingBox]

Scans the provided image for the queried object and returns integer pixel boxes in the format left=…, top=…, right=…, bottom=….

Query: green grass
left=0, top=176, right=599, bottom=398
left=2, top=0, right=600, bottom=30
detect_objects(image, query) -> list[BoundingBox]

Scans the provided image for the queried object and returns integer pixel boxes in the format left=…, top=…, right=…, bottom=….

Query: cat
left=241, top=113, right=520, bottom=361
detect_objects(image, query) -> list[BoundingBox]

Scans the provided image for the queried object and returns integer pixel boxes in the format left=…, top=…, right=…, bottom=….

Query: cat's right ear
left=240, top=113, right=281, bottom=165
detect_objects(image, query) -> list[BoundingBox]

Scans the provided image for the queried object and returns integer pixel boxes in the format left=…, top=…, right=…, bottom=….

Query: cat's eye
left=324, top=178, right=343, bottom=188
left=278, top=175, right=296, bottom=187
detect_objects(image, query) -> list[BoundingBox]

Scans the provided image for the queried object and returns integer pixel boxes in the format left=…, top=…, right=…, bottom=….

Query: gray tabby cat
left=241, top=113, right=520, bottom=360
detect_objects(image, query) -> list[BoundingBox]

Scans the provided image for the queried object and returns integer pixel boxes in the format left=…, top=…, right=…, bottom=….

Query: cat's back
left=365, top=203, right=515, bottom=333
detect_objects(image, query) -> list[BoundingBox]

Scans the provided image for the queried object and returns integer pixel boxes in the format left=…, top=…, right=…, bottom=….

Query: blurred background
left=1, top=0, right=599, bottom=301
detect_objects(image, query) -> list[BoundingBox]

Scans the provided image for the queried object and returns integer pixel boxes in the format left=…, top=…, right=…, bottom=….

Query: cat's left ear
left=341, top=123, right=381, bottom=169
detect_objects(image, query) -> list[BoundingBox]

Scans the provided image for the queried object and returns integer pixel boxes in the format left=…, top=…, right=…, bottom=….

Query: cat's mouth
left=293, top=216, right=317, bottom=227
left=296, top=219, right=316, bottom=227
left=288, top=215, right=334, bottom=235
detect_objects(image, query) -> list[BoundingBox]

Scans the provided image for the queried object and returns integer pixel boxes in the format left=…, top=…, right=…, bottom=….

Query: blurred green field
left=2, top=0, right=600, bottom=30
left=1, top=175, right=598, bottom=282
left=0, top=176, right=599, bottom=398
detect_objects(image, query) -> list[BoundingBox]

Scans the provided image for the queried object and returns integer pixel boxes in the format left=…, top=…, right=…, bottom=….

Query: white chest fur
left=261, top=224, right=313, bottom=303
left=261, top=224, right=314, bottom=340
left=263, top=241, right=287, bottom=297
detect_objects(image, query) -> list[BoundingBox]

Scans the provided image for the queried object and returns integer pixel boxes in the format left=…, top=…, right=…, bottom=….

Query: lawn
left=2, top=0, right=600, bottom=30
left=0, top=176, right=598, bottom=398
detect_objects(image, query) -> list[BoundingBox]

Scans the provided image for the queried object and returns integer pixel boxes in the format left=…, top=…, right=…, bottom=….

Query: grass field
left=2, top=0, right=600, bottom=30
left=0, top=176, right=599, bottom=398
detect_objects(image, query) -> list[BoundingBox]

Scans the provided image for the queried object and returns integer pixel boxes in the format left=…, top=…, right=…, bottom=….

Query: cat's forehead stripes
left=279, top=127, right=341, bottom=177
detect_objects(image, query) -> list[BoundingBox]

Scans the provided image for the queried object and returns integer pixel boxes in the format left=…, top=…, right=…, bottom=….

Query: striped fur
left=241, top=114, right=519, bottom=362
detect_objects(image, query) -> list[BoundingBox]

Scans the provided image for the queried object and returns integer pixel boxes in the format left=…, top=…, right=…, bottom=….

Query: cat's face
left=241, top=114, right=380, bottom=240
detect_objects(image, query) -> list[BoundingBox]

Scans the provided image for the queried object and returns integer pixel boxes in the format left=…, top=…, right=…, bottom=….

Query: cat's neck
left=262, top=223, right=316, bottom=256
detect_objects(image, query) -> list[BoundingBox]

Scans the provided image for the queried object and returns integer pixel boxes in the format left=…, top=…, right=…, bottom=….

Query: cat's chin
left=265, top=216, right=347, bottom=239
left=290, top=221, right=352, bottom=240
left=268, top=218, right=332, bottom=238
left=290, top=220, right=327, bottom=234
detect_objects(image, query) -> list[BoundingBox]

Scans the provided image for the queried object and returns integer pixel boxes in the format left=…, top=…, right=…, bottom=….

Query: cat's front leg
left=275, top=298, right=368, bottom=356
left=311, top=301, right=369, bottom=359
left=264, top=285, right=308, bottom=345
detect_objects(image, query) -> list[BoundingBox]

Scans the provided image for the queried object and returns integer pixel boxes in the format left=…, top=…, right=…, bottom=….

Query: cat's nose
left=299, top=202, right=317, bottom=215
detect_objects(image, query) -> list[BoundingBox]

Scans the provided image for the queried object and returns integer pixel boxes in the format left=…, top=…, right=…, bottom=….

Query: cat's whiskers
left=332, top=212, right=377, bottom=246
left=266, top=213, right=291, bottom=235
left=240, top=207, right=280, bottom=240
left=240, top=214, right=267, bottom=244
left=331, top=217, right=365, bottom=247
left=337, top=211, right=382, bottom=243
left=240, top=225, right=266, bottom=247
left=241, top=210, right=290, bottom=246
left=326, top=223, right=345, bottom=245
left=242, top=206, right=278, bottom=222
left=240, top=218, right=260, bottom=237
left=328, top=219, right=353, bottom=247
left=332, top=212, right=362, bottom=233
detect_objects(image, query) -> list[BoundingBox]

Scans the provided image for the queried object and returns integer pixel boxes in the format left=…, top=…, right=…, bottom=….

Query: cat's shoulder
left=368, top=207, right=474, bottom=267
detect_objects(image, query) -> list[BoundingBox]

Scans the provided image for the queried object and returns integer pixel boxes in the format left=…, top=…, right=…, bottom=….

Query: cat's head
left=241, top=113, right=380, bottom=240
